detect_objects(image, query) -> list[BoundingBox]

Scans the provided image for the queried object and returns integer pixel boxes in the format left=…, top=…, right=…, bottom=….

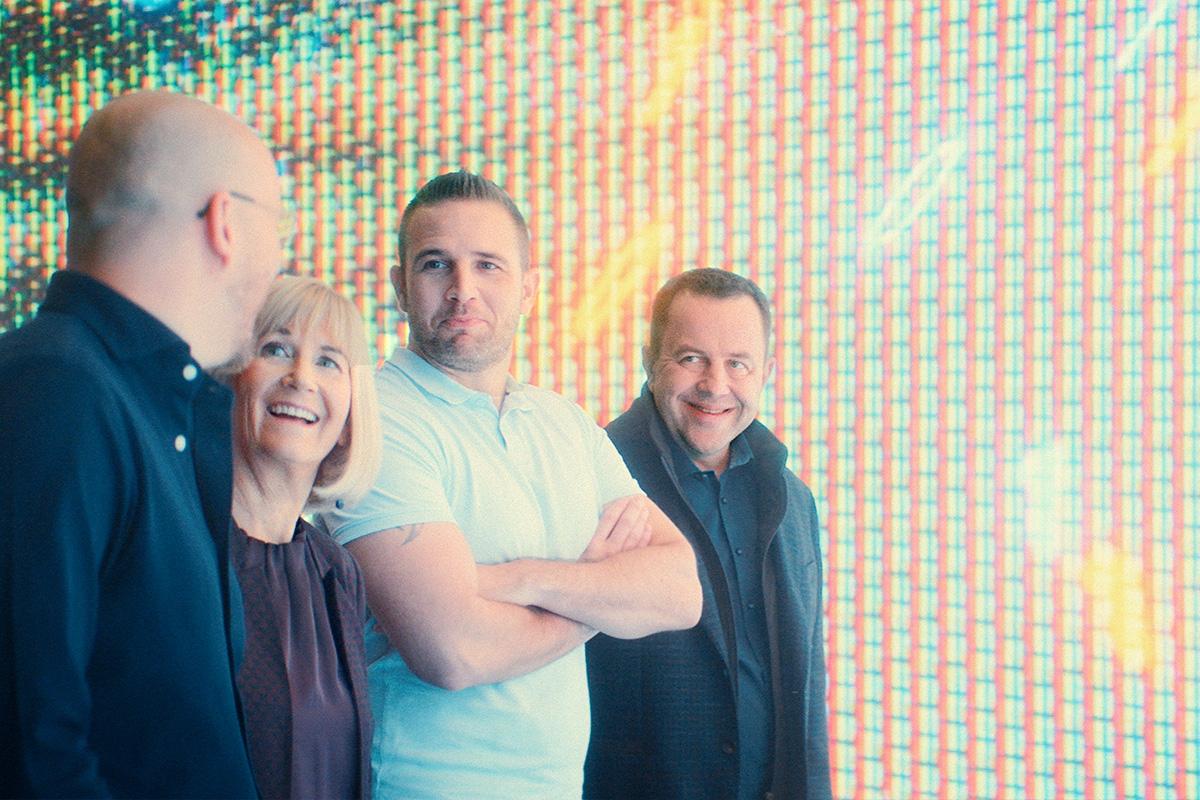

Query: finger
left=594, top=497, right=633, bottom=540
left=630, top=505, right=653, bottom=550
left=604, top=504, right=640, bottom=552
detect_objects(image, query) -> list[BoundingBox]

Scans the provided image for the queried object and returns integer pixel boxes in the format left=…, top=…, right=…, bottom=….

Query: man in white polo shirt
left=317, top=170, right=701, bottom=798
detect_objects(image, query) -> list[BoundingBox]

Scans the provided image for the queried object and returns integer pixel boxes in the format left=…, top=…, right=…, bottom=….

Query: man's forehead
left=661, top=292, right=769, bottom=349
left=666, top=291, right=764, bottom=325
left=410, top=198, right=518, bottom=229
left=405, top=199, right=529, bottom=264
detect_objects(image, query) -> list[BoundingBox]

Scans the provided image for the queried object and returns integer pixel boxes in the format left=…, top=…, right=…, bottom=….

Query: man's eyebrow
left=472, top=250, right=509, bottom=263
left=412, top=247, right=450, bottom=262
left=411, top=247, right=510, bottom=265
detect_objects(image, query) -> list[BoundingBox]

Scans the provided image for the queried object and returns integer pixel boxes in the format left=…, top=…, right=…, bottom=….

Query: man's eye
left=421, top=259, right=449, bottom=271
left=479, top=261, right=499, bottom=271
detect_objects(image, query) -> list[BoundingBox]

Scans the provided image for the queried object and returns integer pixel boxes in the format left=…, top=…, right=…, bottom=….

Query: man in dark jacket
left=0, top=90, right=286, bottom=797
left=585, top=269, right=832, bottom=800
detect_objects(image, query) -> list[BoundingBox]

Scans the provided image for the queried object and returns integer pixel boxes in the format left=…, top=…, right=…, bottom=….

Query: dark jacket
left=0, top=271, right=257, bottom=798
left=585, top=388, right=831, bottom=800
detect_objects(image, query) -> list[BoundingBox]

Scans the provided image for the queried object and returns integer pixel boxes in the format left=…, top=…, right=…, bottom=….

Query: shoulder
left=782, top=469, right=817, bottom=513
left=0, top=312, right=112, bottom=384
left=517, top=383, right=603, bottom=436
left=605, top=399, right=659, bottom=468
left=606, top=404, right=649, bottom=445
left=0, top=320, right=129, bottom=440
left=301, top=519, right=365, bottom=584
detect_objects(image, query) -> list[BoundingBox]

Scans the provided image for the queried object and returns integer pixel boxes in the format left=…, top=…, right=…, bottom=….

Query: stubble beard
left=409, top=318, right=515, bottom=374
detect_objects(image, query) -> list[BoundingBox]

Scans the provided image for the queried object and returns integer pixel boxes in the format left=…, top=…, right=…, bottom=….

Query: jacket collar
left=634, top=383, right=787, bottom=478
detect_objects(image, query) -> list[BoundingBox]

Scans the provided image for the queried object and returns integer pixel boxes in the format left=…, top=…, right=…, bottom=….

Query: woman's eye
left=316, top=355, right=343, bottom=371
left=260, top=341, right=290, bottom=358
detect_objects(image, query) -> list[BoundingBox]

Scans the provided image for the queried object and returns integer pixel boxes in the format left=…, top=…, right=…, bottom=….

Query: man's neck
left=408, top=344, right=511, bottom=408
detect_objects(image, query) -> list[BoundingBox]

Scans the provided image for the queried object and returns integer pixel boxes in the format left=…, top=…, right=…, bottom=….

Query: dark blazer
left=585, top=388, right=831, bottom=800
left=0, top=271, right=257, bottom=798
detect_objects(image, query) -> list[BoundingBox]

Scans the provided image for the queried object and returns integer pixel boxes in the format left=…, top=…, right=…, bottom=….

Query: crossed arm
left=346, top=495, right=701, bottom=692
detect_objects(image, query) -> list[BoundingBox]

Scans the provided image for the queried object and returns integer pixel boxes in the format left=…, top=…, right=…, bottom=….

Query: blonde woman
left=226, top=276, right=381, bottom=799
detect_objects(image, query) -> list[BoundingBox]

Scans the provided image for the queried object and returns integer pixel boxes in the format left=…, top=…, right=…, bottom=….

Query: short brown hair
left=396, top=170, right=530, bottom=271
left=647, top=268, right=772, bottom=370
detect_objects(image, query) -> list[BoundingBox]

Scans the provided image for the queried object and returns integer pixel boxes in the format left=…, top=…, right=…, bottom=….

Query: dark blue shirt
left=0, top=270, right=257, bottom=798
left=668, top=434, right=774, bottom=800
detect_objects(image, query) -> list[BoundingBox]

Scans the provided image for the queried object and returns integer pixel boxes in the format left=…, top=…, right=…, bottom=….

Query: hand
left=579, top=495, right=653, bottom=563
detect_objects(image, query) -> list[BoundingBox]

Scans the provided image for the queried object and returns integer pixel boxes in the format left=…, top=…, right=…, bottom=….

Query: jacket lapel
left=642, top=406, right=738, bottom=676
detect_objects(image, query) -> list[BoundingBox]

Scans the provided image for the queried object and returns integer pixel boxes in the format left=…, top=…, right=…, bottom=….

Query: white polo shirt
left=316, top=347, right=640, bottom=799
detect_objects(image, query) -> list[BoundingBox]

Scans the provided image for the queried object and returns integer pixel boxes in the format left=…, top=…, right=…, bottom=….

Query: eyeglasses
left=197, top=190, right=295, bottom=242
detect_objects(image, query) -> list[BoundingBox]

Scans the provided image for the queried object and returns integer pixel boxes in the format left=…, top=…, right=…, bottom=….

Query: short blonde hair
left=246, top=275, right=382, bottom=512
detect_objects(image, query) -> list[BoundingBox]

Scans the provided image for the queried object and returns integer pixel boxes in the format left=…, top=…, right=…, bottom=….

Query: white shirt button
left=182, top=364, right=199, bottom=381
left=174, top=435, right=187, bottom=452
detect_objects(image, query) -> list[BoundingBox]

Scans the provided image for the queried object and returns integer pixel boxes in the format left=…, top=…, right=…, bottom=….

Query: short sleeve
left=314, top=396, right=454, bottom=547
left=581, top=407, right=642, bottom=507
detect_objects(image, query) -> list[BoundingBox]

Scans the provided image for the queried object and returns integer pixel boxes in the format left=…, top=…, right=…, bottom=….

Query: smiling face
left=234, top=319, right=353, bottom=479
left=648, top=291, right=774, bottom=474
left=392, top=199, right=537, bottom=393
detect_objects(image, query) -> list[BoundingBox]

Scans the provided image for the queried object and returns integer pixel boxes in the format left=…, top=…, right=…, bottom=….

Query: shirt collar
left=388, top=346, right=530, bottom=411
left=39, top=270, right=196, bottom=366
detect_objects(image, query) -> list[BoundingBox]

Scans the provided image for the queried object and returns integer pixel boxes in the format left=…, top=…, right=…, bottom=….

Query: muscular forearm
left=349, top=525, right=596, bottom=692
left=477, top=538, right=701, bottom=639
left=382, top=594, right=594, bottom=691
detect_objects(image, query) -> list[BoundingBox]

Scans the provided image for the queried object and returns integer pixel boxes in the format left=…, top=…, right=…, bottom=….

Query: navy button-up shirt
left=668, top=434, right=774, bottom=800
left=0, top=270, right=256, bottom=798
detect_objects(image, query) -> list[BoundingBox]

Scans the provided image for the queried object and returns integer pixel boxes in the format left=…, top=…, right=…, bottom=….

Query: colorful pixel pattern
left=1, top=1, right=1197, bottom=797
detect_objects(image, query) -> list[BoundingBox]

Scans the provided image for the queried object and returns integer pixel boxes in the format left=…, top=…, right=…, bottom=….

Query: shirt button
left=721, top=740, right=736, bottom=755
left=182, top=363, right=199, bottom=381
left=174, top=434, right=187, bottom=452
left=735, top=547, right=744, bottom=556
left=720, top=497, right=728, bottom=504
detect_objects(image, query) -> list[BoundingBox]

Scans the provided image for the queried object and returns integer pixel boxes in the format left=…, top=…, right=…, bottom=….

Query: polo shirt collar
left=388, top=346, right=530, bottom=411
left=38, top=269, right=192, bottom=363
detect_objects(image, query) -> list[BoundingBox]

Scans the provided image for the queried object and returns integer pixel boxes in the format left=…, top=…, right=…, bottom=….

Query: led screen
left=2, top=1, right=1197, bottom=797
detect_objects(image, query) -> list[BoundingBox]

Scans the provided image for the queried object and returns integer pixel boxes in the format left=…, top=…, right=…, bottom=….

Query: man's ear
left=642, top=344, right=653, bottom=381
left=199, top=191, right=237, bottom=267
left=390, top=263, right=408, bottom=314
left=764, top=354, right=777, bottom=384
left=519, top=266, right=539, bottom=316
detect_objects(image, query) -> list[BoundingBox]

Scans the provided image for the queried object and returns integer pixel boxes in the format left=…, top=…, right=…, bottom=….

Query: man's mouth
left=684, top=400, right=732, bottom=418
left=268, top=403, right=318, bottom=423
left=440, top=315, right=483, bottom=330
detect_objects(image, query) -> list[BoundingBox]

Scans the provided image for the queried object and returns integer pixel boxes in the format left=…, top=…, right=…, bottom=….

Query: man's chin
left=423, top=341, right=504, bottom=374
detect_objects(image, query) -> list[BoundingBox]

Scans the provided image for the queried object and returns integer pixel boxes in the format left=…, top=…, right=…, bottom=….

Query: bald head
left=65, top=90, right=286, bottom=367
left=66, top=90, right=276, bottom=267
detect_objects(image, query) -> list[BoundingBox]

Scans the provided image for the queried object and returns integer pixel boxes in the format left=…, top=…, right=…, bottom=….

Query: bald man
left=0, top=91, right=286, bottom=797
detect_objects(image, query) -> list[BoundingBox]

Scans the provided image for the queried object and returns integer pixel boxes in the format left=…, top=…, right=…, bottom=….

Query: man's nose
left=446, top=267, right=477, bottom=303
left=697, top=362, right=730, bottom=395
